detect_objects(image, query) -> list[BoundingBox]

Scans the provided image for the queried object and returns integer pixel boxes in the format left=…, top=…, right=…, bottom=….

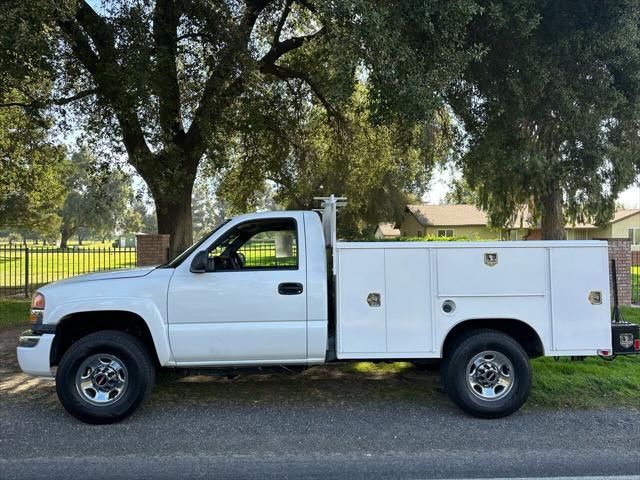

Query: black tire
left=56, top=330, right=155, bottom=424
left=441, top=329, right=532, bottom=418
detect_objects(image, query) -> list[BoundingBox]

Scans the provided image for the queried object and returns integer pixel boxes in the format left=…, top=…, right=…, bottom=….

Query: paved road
left=1, top=325, right=639, bottom=479
left=1, top=401, right=639, bottom=479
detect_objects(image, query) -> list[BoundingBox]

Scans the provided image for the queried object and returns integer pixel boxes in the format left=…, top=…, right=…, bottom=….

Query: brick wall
left=599, top=238, right=632, bottom=306
left=136, top=234, right=170, bottom=267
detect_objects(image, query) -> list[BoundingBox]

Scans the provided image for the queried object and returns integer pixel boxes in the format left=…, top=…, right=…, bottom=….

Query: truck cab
left=165, top=210, right=329, bottom=365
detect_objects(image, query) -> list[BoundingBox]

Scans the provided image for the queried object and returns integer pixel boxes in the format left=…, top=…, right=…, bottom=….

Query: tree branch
left=259, top=26, right=326, bottom=66
left=294, top=0, right=317, bottom=14
left=184, top=0, right=270, bottom=160
left=74, top=0, right=118, bottom=64
left=273, top=0, right=292, bottom=46
left=0, top=89, right=98, bottom=109
left=153, top=0, right=184, bottom=143
left=58, top=1, right=152, bottom=166
left=260, top=63, right=339, bottom=119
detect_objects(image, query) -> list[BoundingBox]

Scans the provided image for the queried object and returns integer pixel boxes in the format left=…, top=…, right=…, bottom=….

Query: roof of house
left=558, top=209, right=639, bottom=229
left=376, top=222, right=401, bottom=236
left=406, top=204, right=489, bottom=227
left=611, top=209, right=640, bottom=223
left=406, top=204, right=639, bottom=230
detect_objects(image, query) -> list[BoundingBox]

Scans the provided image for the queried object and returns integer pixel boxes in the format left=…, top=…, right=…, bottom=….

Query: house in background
left=374, top=222, right=401, bottom=239
left=525, top=209, right=639, bottom=250
left=383, top=204, right=640, bottom=248
left=397, top=204, right=526, bottom=240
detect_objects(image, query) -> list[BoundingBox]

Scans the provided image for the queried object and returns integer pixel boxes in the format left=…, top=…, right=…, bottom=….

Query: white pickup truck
left=17, top=196, right=638, bottom=424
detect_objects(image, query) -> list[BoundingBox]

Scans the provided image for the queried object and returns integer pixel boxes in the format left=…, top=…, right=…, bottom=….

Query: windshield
left=161, top=219, right=231, bottom=268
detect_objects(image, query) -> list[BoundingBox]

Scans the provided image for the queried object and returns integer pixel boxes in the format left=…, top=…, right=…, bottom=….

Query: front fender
left=47, top=297, right=174, bottom=366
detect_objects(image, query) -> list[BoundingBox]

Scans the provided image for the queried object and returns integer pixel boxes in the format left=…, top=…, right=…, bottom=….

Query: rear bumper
left=17, top=332, right=55, bottom=378
left=611, top=322, right=640, bottom=355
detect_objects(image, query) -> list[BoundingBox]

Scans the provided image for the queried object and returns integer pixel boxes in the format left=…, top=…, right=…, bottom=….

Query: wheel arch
left=441, top=318, right=545, bottom=359
left=50, top=309, right=171, bottom=367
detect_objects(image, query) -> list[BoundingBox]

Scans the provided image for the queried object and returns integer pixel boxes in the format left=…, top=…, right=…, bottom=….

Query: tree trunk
left=539, top=183, right=565, bottom=240
left=153, top=178, right=195, bottom=259
left=60, top=224, right=73, bottom=249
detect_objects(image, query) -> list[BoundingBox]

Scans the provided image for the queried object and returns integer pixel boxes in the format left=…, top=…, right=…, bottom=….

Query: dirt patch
left=0, top=324, right=59, bottom=408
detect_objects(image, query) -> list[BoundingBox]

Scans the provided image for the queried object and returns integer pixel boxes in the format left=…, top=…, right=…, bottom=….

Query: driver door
left=167, top=215, right=308, bottom=365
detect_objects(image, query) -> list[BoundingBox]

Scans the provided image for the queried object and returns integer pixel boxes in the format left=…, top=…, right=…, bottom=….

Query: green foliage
left=0, top=300, right=30, bottom=327
left=120, top=195, right=157, bottom=235
left=373, top=235, right=475, bottom=242
left=59, top=150, right=136, bottom=246
left=191, top=176, right=228, bottom=240
left=0, top=90, right=67, bottom=238
left=443, top=177, right=480, bottom=205
left=0, top=0, right=479, bottom=252
left=448, top=1, right=640, bottom=236
left=216, top=84, right=455, bottom=238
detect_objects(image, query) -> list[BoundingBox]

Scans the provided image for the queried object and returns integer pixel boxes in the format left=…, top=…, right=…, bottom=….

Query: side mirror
left=190, top=250, right=209, bottom=273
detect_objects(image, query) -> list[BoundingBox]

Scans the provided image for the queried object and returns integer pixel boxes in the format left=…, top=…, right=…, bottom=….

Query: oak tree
left=1, top=0, right=478, bottom=254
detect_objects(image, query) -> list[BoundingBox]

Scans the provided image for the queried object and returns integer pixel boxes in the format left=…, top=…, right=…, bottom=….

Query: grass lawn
left=0, top=247, right=136, bottom=294
left=527, top=306, right=639, bottom=408
left=0, top=299, right=30, bottom=328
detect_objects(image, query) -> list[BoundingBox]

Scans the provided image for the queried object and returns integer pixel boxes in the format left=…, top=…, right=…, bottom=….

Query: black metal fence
left=0, top=245, right=137, bottom=298
left=633, top=251, right=639, bottom=305
left=239, top=240, right=298, bottom=268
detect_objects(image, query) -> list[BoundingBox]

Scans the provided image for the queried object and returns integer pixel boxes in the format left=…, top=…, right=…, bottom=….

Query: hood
left=42, top=267, right=157, bottom=287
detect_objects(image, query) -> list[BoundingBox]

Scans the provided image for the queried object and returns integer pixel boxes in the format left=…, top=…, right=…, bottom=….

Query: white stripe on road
left=426, top=477, right=640, bottom=480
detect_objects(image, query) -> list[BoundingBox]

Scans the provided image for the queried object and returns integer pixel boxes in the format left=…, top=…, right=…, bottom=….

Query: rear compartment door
left=550, top=246, right=611, bottom=351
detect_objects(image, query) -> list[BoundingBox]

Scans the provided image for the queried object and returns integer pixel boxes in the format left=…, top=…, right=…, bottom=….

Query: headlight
left=31, top=292, right=45, bottom=310
left=30, top=293, right=45, bottom=324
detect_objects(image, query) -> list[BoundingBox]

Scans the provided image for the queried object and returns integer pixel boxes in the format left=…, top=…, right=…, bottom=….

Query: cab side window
left=208, top=218, right=298, bottom=271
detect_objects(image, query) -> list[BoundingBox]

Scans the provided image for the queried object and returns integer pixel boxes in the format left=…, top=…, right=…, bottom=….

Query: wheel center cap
left=94, top=373, right=108, bottom=386
left=476, top=363, right=500, bottom=387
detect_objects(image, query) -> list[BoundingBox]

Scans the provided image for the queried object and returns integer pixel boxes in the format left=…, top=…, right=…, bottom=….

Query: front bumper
left=17, top=331, right=55, bottom=378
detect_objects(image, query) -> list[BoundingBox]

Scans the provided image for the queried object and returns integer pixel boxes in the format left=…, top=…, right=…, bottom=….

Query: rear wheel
left=56, top=330, right=155, bottom=424
left=441, top=329, right=531, bottom=418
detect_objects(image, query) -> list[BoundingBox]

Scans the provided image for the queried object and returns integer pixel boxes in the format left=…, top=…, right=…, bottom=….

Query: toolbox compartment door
left=336, top=247, right=432, bottom=355
left=337, top=249, right=386, bottom=353
left=385, top=249, right=432, bottom=352
left=550, top=247, right=611, bottom=351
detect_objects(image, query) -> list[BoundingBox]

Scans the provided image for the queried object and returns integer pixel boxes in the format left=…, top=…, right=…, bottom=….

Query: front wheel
left=56, top=330, right=155, bottom=424
left=441, top=330, right=532, bottom=418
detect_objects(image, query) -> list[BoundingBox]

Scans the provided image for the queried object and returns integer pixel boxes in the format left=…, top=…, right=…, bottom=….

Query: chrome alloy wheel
left=75, top=354, right=128, bottom=406
left=466, top=350, right=514, bottom=401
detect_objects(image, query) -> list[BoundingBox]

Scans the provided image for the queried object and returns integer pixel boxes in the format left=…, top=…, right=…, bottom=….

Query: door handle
left=278, top=282, right=304, bottom=295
